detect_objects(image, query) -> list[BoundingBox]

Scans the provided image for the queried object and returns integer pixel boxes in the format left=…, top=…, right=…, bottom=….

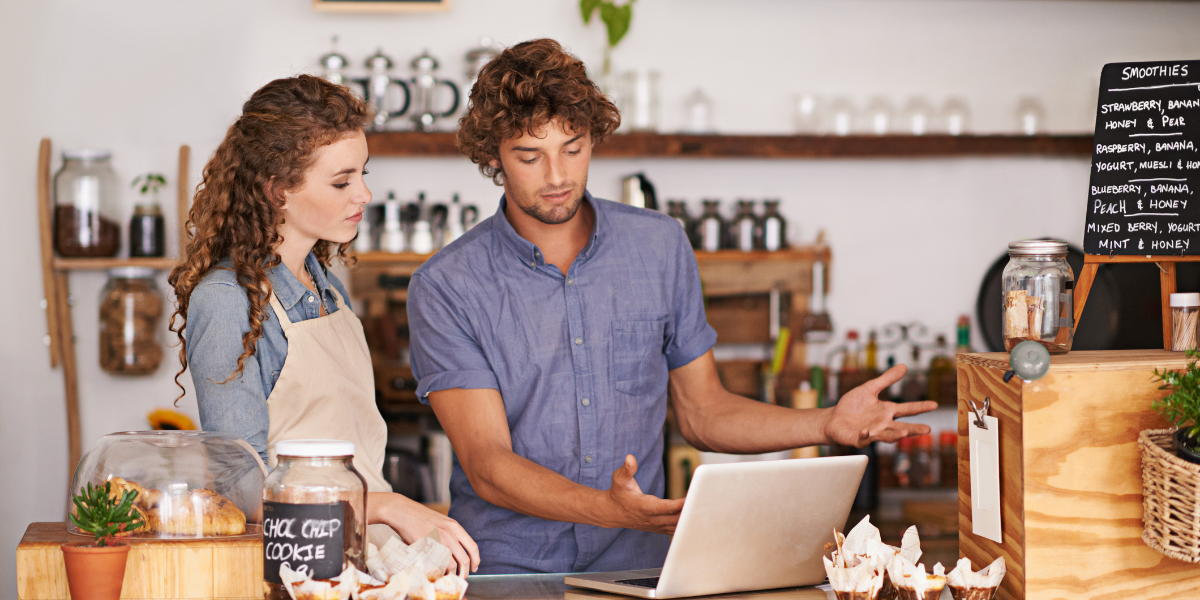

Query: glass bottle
left=938, top=97, right=970, bottom=136
left=54, top=150, right=121, bottom=257
left=900, top=345, right=927, bottom=402
left=939, top=430, right=958, bottom=489
left=1002, top=240, right=1074, bottom=353
left=760, top=200, right=787, bottom=251
left=129, top=204, right=165, bottom=258
left=695, top=200, right=725, bottom=252
left=865, top=330, right=879, bottom=372
left=729, top=200, right=758, bottom=253
left=912, top=434, right=937, bottom=488
left=842, top=330, right=861, bottom=372
left=98, top=268, right=164, bottom=375
left=801, top=261, right=833, bottom=343
left=927, top=334, right=954, bottom=405
left=263, top=440, right=366, bottom=600
left=381, top=191, right=405, bottom=253
left=956, top=314, right=971, bottom=354
left=666, top=201, right=695, bottom=247
left=895, top=436, right=913, bottom=488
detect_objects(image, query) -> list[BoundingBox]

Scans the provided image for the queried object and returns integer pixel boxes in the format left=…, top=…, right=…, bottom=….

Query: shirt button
left=582, top=398, right=590, bottom=407
left=574, top=337, right=583, bottom=345
left=585, top=455, right=593, bottom=463
left=529, top=261, right=535, bottom=267
left=307, top=296, right=314, bottom=303
left=567, top=278, right=574, bottom=285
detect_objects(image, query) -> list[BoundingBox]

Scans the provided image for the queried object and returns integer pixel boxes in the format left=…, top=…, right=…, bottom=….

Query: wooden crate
left=17, top=522, right=261, bottom=600
left=956, top=350, right=1200, bottom=600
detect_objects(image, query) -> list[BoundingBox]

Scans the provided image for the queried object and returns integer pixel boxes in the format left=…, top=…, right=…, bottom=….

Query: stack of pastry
left=103, top=476, right=246, bottom=536
left=946, top=557, right=1005, bottom=600
left=278, top=563, right=467, bottom=600
left=885, top=555, right=946, bottom=600
left=823, top=516, right=922, bottom=600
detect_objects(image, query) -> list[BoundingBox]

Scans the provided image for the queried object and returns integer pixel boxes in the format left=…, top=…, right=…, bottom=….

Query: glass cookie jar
left=1002, top=240, right=1074, bottom=353
left=54, top=150, right=121, bottom=257
left=99, top=268, right=164, bottom=375
left=263, top=440, right=366, bottom=600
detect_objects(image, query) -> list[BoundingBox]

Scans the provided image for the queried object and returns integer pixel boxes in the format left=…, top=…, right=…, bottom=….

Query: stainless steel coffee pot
left=464, top=37, right=501, bottom=94
left=407, top=50, right=459, bottom=132
left=361, top=48, right=411, bottom=131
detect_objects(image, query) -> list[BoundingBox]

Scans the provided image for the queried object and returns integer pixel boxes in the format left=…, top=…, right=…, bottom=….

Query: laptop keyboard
left=615, top=577, right=660, bottom=588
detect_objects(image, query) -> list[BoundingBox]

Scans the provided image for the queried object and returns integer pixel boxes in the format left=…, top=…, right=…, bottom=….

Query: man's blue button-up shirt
left=407, top=192, right=717, bottom=574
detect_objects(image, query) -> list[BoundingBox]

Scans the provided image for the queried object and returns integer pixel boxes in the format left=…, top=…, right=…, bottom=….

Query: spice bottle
left=1171, top=293, right=1200, bottom=352
left=939, top=430, right=958, bottom=489
left=54, top=150, right=121, bottom=257
left=695, top=200, right=725, bottom=252
left=729, top=200, right=758, bottom=252
left=98, top=268, right=164, bottom=375
left=760, top=200, right=787, bottom=251
left=263, top=440, right=366, bottom=600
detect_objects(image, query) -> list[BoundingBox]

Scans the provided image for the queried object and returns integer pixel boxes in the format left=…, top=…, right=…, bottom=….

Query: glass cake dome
left=67, top=431, right=265, bottom=539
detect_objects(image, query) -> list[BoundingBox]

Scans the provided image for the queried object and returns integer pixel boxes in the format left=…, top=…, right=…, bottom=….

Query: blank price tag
left=970, top=415, right=1002, bottom=543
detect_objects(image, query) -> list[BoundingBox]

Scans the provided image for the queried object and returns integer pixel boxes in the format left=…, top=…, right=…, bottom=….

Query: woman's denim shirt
left=186, top=253, right=350, bottom=463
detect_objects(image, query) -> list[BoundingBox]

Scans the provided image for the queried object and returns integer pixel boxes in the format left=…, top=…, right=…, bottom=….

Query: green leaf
left=581, top=0, right=602, bottom=24
left=600, top=1, right=633, bottom=48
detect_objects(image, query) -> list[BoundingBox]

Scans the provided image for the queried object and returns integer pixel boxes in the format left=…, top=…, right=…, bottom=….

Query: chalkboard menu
left=1083, top=60, right=1200, bottom=255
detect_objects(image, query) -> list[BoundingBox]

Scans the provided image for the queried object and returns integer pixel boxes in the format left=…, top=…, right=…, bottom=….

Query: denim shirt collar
left=267, top=252, right=338, bottom=310
left=493, top=190, right=603, bottom=268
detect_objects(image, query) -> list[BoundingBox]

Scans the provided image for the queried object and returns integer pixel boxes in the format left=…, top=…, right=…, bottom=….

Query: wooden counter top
left=465, top=574, right=834, bottom=600
left=957, top=348, right=1191, bottom=374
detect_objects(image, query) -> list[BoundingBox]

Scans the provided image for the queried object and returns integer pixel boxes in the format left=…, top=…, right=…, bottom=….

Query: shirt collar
left=493, top=190, right=603, bottom=267
left=267, top=252, right=337, bottom=310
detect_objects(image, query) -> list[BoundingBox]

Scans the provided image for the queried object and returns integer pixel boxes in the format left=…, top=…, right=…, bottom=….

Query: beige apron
left=264, top=290, right=392, bottom=493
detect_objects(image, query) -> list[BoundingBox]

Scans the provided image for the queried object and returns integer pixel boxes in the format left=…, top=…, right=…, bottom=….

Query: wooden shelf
left=351, top=247, right=830, bottom=265
left=367, top=131, right=1093, bottom=159
left=53, top=257, right=177, bottom=271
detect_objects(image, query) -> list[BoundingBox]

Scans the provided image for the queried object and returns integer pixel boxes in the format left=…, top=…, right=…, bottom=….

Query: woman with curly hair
left=169, top=74, right=478, bottom=574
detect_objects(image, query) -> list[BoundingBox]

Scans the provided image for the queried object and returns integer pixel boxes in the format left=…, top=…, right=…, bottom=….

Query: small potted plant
left=61, top=481, right=144, bottom=600
left=1152, top=349, right=1200, bottom=464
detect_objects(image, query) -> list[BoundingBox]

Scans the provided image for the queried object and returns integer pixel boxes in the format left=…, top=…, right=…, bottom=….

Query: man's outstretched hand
left=603, top=454, right=685, bottom=535
left=823, top=364, right=938, bottom=448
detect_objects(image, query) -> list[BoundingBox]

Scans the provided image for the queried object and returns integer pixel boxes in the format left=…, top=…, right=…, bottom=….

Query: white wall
left=3, top=0, right=1199, bottom=593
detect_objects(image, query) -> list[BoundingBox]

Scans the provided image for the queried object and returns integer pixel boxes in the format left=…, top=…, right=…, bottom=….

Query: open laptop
left=565, top=455, right=867, bottom=599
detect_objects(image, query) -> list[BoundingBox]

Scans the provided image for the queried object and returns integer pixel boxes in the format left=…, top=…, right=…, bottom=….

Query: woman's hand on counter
left=367, top=491, right=481, bottom=576
left=821, top=364, right=937, bottom=448
left=602, top=454, right=686, bottom=535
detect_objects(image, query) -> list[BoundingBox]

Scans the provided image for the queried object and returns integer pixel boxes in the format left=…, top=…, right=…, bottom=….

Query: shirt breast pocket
left=611, top=319, right=666, bottom=398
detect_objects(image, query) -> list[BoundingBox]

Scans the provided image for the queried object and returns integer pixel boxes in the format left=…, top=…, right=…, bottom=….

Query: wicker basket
left=1140, top=428, right=1200, bottom=562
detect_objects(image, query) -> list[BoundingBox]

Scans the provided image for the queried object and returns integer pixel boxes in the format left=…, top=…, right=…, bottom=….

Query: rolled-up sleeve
left=186, top=281, right=270, bottom=463
left=664, top=225, right=718, bottom=370
left=407, top=273, right=500, bottom=401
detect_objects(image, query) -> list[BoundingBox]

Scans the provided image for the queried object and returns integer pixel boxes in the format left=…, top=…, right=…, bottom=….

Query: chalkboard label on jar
left=1083, top=59, right=1200, bottom=256
left=262, top=501, right=346, bottom=584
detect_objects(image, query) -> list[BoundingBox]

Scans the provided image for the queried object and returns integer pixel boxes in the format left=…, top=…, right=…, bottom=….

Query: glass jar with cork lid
left=1002, top=240, right=1074, bottom=353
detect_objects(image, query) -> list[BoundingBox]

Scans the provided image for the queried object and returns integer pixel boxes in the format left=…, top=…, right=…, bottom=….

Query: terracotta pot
left=60, top=541, right=130, bottom=600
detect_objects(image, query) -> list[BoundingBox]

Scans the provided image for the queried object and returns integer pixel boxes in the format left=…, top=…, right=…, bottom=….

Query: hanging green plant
left=580, top=0, right=636, bottom=79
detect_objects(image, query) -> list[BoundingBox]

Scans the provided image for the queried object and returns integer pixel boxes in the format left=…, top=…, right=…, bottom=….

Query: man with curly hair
left=407, top=38, right=935, bottom=574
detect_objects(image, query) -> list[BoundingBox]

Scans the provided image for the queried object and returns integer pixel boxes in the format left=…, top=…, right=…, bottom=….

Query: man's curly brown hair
left=457, top=38, right=620, bottom=184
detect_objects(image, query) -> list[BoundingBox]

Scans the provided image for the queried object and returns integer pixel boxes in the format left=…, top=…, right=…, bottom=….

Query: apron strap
left=267, top=292, right=295, bottom=328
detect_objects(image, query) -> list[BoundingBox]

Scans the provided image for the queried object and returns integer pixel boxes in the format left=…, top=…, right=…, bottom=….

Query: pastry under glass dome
left=67, top=431, right=265, bottom=539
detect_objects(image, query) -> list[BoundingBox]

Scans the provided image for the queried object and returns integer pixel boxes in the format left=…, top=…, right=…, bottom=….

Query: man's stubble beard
left=512, top=178, right=589, bottom=225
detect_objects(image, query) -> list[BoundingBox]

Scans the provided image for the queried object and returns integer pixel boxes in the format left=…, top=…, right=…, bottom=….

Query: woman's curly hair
left=168, top=74, right=372, bottom=400
left=457, top=38, right=620, bottom=184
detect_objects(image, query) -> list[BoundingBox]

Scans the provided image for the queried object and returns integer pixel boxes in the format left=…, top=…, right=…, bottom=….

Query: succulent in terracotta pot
left=1152, top=349, right=1200, bottom=465
left=61, top=481, right=144, bottom=600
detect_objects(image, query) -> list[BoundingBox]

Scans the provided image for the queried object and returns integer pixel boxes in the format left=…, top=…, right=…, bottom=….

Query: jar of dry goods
left=1002, top=240, right=1074, bottom=354
left=1170, top=293, right=1200, bottom=352
left=99, top=268, right=164, bottom=374
left=263, top=439, right=366, bottom=600
left=54, top=150, right=121, bottom=257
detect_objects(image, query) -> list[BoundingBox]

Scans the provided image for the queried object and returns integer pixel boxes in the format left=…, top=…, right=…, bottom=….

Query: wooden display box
left=17, top=522, right=261, bottom=600
left=956, top=350, right=1200, bottom=600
